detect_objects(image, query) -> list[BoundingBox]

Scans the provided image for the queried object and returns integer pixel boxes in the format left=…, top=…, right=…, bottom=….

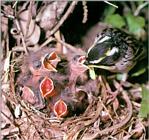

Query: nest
left=1, top=1, right=148, bottom=140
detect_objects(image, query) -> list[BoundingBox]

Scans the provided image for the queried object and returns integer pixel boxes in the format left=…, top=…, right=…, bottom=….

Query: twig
left=12, top=0, right=18, bottom=9
left=48, top=1, right=77, bottom=36
left=1, top=12, right=15, bottom=19
left=25, top=0, right=34, bottom=39
left=83, top=90, right=132, bottom=139
left=121, top=2, right=131, bottom=12
left=1, top=111, right=15, bottom=127
left=40, top=36, right=83, bottom=55
left=55, top=37, right=81, bottom=53
left=104, top=1, right=118, bottom=8
left=130, top=1, right=136, bottom=13
left=14, top=19, right=28, bottom=54
left=82, top=1, right=88, bottom=24
left=3, top=51, right=11, bottom=83
left=2, top=92, right=17, bottom=108
left=134, top=2, right=149, bottom=16
left=6, top=32, right=10, bottom=57
left=132, top=101, right=141, bottom=108
left=39, top=37, right=55, bottom=48
left=100, top=101, right=114, bottom=122
left=40, top=1, right=78, bottom=50
left=66, top=97, right=103, bottom=139
left=83, top=97, right=103, bottom=126
left=25, top=113, right=47, bottom=140
left=18, top=1, right=30, bottom=14
left=12, top=46, right=27, bottom=52
left=12, top=45, right=40, bottom=52
left=1, top=4, right=14, bottom=18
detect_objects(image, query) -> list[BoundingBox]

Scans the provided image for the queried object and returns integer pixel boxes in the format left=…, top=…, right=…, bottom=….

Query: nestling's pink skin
left=17, top=48, right=57, bottom=109
left=22, top=86, right=45, bottom=109
left=20, top=48, right=53, bottom=73
left=68, top=55, right=88, bottom=93
left=22, top=86, right=37, bottom=104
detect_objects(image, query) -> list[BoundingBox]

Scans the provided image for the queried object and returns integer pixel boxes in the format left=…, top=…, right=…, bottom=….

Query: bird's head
left=85, top=28, right=121, bottom=66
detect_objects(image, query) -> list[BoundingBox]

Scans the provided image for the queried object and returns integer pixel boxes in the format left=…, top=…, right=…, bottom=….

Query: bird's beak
left=77, top=55, right=89, bottom=69
left=84, top=59, right=89, bottom=65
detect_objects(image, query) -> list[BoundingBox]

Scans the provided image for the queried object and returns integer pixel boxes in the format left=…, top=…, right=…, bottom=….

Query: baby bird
left=17, top=47, right=59, bottom=109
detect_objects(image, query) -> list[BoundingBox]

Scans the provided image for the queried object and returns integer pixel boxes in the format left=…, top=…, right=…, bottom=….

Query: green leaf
left=125, top=13, right=145, bottom=35
left=116, top=73, right=127, bottom=81
left=137, top=0, right=144, bottom=6
left=139, top=85, right=149, bottom=118
left=131, top=68, right=146, bottom=77
left=116, top=73, right=124, bottom=81
left=103, top=6, right=116, bottom=16
left=105, top=14, right=126, bottom=28
left=89, top=67, right=96, bottom=80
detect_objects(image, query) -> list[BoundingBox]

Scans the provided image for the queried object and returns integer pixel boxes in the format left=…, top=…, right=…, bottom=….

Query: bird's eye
left=94, top=34, right=103, bottom=43
left=96, top=34, right=100, bottom=38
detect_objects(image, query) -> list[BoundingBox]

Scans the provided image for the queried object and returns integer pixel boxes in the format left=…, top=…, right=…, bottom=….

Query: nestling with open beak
left=17, top=47, right=61, bottom=109
left=68, top=55, right=89, bottom=93
left=51, top=88, right=89, bottom=118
